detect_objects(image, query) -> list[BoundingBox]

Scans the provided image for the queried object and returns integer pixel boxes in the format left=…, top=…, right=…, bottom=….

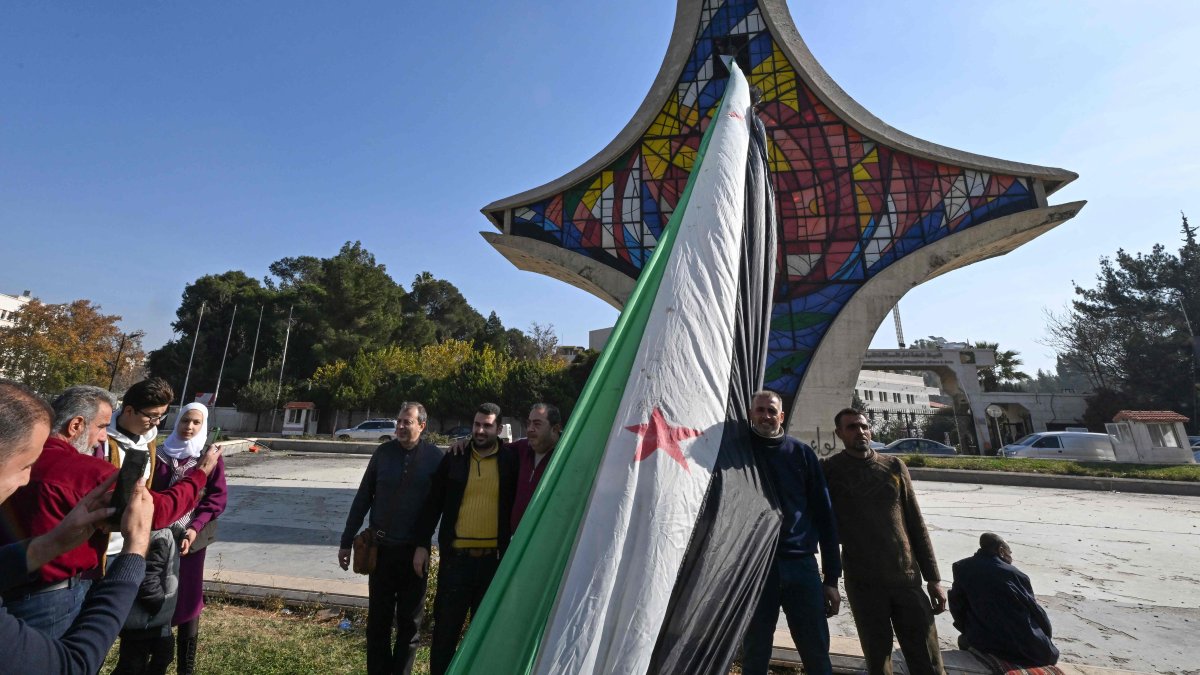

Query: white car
left=334, top=419, right=396, bottom=442
left=1000, top=431, right=1116, bottom=461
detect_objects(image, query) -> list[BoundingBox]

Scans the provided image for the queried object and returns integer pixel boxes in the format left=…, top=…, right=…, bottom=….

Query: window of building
left=865, top=390, right=874, bottom=401
left=285, top=408, right=303, bottom=425
left=892, top=392, right=901, bottom=403
left=906, top=394, right=915, bottom=404
left=1147, top=423, right=1180, bottom=448
left=878, top=390, right=887, bottom=401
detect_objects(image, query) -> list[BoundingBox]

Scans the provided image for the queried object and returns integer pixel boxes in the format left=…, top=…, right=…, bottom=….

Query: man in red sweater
left=0, top=384, right=218, bottom=637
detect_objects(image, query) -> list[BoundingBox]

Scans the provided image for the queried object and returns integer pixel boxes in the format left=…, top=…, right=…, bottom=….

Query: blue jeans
left=4, top=578, right=93, bottom=639
left=742, top=555, right=832, bottom=675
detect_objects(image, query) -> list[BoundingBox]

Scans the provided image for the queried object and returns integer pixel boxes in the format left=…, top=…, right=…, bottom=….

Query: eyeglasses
left=135, top=408, right=168, bottom=423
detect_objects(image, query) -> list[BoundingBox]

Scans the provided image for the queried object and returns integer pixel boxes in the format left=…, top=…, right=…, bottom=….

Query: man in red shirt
left=449, top=402, right=563, bottom=531
left=0, top=385, right=218, bottom=637
left=509, top=403, right=562, bottom=531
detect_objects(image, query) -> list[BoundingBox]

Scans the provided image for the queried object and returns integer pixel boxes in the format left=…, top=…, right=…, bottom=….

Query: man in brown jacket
left=821, top=408, right=946, bottom=675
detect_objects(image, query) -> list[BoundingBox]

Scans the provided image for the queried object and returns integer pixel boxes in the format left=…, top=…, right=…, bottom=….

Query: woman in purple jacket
left=154, top=402, right=227, bottom=675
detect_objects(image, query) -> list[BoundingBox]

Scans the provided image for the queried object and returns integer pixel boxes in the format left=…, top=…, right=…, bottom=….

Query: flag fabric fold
left=446, top=61, right=780, bottom=675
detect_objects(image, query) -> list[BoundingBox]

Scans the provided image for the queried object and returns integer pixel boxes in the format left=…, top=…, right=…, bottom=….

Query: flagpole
left=211, top=303, right=238, bottom=408
left=269, top=305, right=294, bottom=432
left=178, top=301, right=206, bottom=408
left=247, top=304, right=264, bottom=382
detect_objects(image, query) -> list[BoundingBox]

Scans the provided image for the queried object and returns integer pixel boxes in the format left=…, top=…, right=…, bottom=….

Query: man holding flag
left=740, top=390, right=840, bottom=675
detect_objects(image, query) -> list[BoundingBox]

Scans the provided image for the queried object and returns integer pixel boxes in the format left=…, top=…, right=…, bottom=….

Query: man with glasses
left=340, top=402, right=444, bottom=675
left=0, top=382, right=219, bottom=635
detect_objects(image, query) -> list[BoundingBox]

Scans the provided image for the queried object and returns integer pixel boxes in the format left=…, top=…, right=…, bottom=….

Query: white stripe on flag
left=534, top=64, right=754, bottom=675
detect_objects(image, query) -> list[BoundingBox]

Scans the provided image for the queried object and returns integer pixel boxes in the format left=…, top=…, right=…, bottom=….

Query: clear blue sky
left=2, top=1, right=1197, bottom=375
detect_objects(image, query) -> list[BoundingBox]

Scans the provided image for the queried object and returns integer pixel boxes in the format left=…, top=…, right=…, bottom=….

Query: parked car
left=1000, top=431, right=1116, bottom=461
left=869, top=440, right=886, bottom=450
left=1188, top=435, right=1200, bottom=448
left=443, top=425, right=472, bottom=440
left=334, top=419, right=396, bottom=442
left=883, top=438, right=957, bottom=456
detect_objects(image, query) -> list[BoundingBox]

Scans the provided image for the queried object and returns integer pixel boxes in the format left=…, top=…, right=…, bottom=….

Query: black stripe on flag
left=647, top=110, right=782, bottom=674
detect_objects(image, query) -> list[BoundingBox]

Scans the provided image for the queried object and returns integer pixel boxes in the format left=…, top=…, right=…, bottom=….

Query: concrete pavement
left=205, top=450, right=1199, bottom=674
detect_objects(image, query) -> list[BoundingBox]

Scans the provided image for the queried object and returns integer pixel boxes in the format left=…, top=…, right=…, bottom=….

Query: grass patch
left=902, top=454, right=1200, bottom=481
left=102, top=598, right=425, bottom=674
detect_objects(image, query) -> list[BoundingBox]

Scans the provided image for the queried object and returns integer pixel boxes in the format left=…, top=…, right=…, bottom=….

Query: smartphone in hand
left=108, top=450, right=150, bottom=526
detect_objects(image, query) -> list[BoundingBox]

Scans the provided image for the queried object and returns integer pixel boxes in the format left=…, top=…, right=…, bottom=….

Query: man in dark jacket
left=741, top=391, right=841, bottom=675
left=413, top=402, right=518, bottom=675
left=339, top=402, right=444, bottom=675
left=949, top=533, right=1059, bottom=667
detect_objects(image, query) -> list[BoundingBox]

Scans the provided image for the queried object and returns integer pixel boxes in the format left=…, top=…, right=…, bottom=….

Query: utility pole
left=108, top=330, right=146, bottom=390
left=247, top=305, right=264, bottom=382
left=211, top=304, right=238, bottom=408
left=179, top=302, right=206, bottom=408
left=269, top=305, right=295, bottom=432
left=1179, top=297, right=1198, bottom=433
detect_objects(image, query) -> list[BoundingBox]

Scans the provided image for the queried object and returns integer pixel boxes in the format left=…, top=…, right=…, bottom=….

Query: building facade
left=0, top=290, right=32, bottom=328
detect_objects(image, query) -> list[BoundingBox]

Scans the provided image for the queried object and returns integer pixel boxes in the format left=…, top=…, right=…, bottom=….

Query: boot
left=176, top=621, right=199, bottom=675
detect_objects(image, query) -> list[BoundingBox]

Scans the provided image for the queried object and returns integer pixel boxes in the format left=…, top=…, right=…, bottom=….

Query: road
left=207, top=451, right=1200, bottom=674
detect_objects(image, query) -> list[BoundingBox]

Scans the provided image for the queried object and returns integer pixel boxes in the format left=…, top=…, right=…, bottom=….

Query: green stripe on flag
left=446, top=101, right=729, bottom=675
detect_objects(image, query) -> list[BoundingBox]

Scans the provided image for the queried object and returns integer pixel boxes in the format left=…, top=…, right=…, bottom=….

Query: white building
left=0, top=290, right=32, bottom=328
left=855, top=369, right=940, bottom=423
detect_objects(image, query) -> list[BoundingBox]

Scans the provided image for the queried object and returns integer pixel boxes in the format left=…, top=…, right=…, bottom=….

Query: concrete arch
left=788, top=200, right=1085, bottom=451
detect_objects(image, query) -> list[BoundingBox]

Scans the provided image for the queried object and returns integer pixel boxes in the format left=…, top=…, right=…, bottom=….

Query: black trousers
left=429, top=552, right=500, bottom=675
left=367, top=545, right=428, bottom=675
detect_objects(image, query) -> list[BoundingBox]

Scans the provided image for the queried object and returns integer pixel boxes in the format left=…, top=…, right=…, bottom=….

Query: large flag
left=449, top=61, right=780, bottom=675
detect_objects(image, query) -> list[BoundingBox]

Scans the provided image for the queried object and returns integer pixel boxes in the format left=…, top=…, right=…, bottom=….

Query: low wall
left=212, top=439, right=254, bottom=456
left=245, top=437, right=379, bottom=455
left=909, top=467, right=1200, bottom=497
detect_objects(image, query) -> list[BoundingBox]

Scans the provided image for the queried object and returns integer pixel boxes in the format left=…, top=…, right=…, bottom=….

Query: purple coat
left=151, top=455, right=227, bottom=625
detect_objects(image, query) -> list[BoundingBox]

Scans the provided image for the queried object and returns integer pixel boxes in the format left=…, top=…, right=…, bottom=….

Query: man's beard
left=69, top=433, right=92, bottom=454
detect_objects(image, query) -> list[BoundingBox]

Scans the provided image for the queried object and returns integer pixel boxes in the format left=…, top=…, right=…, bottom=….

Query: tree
left=1046, top=214, right=1199, bottom=429
left=500, top=356, right=569, bottom=423
left=404, top=272, right=485, bottom=344
left=270, top=241, right=411, bottom=375
left=529, top=322, right=559, bottom=359
left=236, top=379, right=279, bottom=432
left=0, top=299, right=139, bottom=394
left=972, top=341, right=1031, bottom=391
left=148, top=270, right=280, bottom=405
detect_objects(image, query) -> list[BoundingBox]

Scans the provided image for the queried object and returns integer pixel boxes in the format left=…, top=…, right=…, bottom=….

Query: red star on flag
left=625, top=406, right=703, bottom=473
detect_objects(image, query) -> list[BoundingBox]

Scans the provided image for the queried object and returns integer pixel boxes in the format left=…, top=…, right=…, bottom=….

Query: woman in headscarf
left=156, top=402, right=227, bottom=675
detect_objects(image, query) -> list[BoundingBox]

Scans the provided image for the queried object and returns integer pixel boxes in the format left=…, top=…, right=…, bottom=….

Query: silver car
left=334, top=419, right=396, bottom=442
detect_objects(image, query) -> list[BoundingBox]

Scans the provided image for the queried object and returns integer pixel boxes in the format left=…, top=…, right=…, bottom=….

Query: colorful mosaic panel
left=509, top=0, right=1037, bottom=402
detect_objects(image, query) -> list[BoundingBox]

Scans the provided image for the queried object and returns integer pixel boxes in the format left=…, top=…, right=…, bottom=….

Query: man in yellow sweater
left=413, top=402, right=517, bottom=675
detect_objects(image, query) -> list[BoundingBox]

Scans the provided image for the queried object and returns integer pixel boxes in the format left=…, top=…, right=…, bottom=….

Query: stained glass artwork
left=501, top=0, right=1043, bottom=402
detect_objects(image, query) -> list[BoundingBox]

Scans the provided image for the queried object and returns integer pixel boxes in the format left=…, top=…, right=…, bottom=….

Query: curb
left=909, top=467, right=1200, bottom=497
left=205, top=579, right=367, bottom=611
left=210, top=580, right=1145, bottom=675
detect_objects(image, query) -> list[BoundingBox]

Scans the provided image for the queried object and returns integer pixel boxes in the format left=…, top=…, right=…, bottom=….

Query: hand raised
left=120, top=483, right=154, bottom=557
left=197, top=445, right=223, bottom=474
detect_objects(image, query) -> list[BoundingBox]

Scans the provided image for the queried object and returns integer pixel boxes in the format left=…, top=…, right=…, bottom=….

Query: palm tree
left=972, top=341, right=1031, bottom=391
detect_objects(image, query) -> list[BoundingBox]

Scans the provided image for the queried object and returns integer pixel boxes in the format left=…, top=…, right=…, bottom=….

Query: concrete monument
left=481, top=0, right=1084, bottom=451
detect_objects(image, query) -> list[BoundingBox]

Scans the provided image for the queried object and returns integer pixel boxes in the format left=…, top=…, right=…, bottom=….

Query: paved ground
left=208, top=451, right=1200, bottom=674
